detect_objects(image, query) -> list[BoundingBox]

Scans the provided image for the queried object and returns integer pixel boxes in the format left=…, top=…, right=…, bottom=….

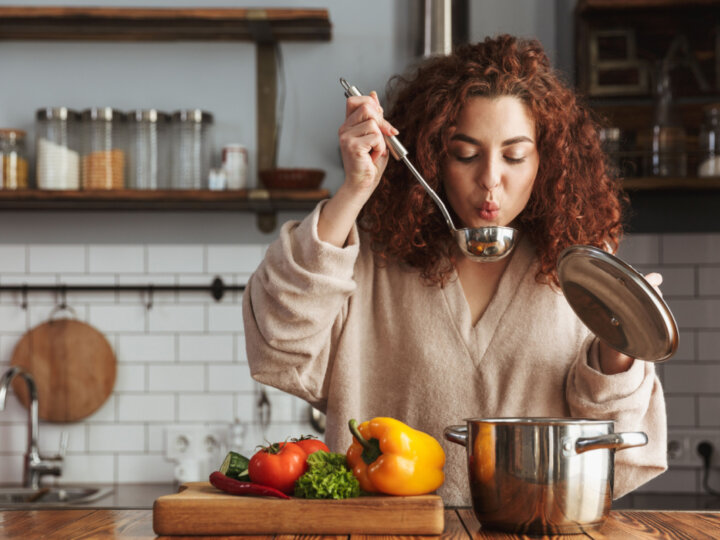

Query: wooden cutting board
left=152, top=482, right=445, bottom=536
left=10, top=318, right=116, bottom=422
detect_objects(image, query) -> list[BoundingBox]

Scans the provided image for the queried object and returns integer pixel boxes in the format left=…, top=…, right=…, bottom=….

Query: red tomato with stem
left=248, top=442, right=308, bottom=495
left=292, top=435, right=330, bottom=456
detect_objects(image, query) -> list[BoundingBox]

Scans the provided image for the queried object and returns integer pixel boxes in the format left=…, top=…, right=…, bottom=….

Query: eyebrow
left=450, top=133, right=535, bottom=146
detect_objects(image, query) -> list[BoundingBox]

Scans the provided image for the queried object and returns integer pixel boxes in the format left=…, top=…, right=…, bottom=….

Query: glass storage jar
left=645, top=125, right=687, bottom=177
left=170, top=109, right=214, bottom=189
left=698, top=103, right=720, bottom=177
left=127, top=109, right=170, bottom=189
left=35, top=107, right=81, bottom=190
left=0, top=129, right=29, bottom=190
left=81, top=107, right=127, bottom=190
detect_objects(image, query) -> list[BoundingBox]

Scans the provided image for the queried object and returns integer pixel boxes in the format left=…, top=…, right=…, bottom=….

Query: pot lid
left=557, top=245, right=678, bottom=362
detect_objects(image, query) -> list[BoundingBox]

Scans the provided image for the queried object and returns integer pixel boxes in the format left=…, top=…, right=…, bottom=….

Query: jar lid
left=81, top=107, right=126, bottom=121
left=36, top=107, right=80, bottom=121
left=557, top=245, right=678, bottom=362
left=172, top=109, right=214, bottom=124
left=0, top=128, right=26, bottom=141
left=129, top=109, right=170, bottom=123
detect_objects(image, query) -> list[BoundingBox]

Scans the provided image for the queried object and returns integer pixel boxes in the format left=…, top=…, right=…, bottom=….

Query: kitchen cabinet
left=0, top=507, right=719, bottom=539
left=575, top=0, right=720, bottom=232
left=0, top=6, right=333, bottom=231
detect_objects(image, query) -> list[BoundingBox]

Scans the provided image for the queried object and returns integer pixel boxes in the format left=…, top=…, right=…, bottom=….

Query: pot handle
left=566, top=431, right=648, bottom=456
left=444, top=425, right=468, bottom=447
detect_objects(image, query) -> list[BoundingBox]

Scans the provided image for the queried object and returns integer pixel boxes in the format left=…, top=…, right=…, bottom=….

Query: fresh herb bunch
left=294, top=450, right=360, bottom=499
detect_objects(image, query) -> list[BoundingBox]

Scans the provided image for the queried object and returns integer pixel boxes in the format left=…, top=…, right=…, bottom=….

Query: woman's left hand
left=597, top=272, right=663, bottom=375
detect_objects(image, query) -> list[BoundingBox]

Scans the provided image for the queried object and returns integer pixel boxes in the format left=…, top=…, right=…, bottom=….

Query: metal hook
left=48, top=286, right=77, bottom=320
left=256, top=387, right=271, bottom=439
left=146, top=285, right=154, bottom=311
left=21, top=284, right=28, bottom=310
left=211, top=277, right=225, bottom=301
left=59, top=286, right=67, bottom=310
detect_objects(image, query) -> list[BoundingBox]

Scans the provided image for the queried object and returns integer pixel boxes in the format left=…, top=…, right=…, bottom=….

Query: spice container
left=35, top=107, right=81, bottom=190
left=170, top=109, right=214, bottom=189
left=698, top=103, right=720, bottom=177
left=222, top=144, right=248, bottom=189
left=127, top=109, right=170, bottom=189
left=0, top=129, right=29, bottom=189
left=81, top=107, right=127, bottom=190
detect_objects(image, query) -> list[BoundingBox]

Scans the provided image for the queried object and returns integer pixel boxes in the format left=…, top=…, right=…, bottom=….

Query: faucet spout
left=1, top=367, right=62, bottom=489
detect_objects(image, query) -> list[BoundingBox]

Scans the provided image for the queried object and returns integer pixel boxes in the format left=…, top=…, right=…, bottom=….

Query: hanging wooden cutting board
left=10, top=318, right=116, bottom=422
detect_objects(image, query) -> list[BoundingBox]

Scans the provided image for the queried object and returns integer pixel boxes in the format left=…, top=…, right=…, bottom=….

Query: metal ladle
left=340, top=78, right=517, bottom=262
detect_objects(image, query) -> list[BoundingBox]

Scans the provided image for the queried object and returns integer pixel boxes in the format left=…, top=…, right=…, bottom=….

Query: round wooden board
left=10, top=318, right=116, bottom=422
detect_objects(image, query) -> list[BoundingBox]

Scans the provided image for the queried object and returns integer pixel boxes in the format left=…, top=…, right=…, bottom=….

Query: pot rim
left=461, top=417, right=613, bottom=426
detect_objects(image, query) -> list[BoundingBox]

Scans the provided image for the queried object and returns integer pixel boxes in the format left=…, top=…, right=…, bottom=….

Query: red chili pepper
left=209, top=471, right=291, bottom=499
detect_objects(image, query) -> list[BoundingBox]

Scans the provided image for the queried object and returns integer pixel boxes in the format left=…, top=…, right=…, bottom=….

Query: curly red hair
left=359, top=35, right=626, bottom=286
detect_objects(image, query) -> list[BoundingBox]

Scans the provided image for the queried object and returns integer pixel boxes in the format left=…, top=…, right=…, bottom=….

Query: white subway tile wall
left=0, top=246, right=27, bottom=273
left=0, top=241, right=316, bottom=486
left=0, top=233, right=718, bottom=495
left=618, top=233, right=720, bottom=494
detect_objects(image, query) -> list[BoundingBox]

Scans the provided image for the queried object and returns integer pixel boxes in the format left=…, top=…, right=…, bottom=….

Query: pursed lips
left=476, top=201, right=500, bottom=221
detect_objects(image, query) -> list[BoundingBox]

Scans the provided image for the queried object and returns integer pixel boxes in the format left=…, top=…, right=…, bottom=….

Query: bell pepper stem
left=348, top=419, right=382, bottom=464
left=348, top=419, right=372, bottom=451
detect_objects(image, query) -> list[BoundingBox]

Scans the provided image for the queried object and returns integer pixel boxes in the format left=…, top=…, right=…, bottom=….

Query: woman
left=243, top=35, right=667, bottom=505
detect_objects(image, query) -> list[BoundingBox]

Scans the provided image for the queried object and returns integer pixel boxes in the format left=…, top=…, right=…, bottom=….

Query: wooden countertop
left=1, top=508, right=719, bottom=539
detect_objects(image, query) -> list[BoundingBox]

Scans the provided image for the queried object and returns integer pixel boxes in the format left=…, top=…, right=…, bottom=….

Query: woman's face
left=442, top=96, right=539, bottom=229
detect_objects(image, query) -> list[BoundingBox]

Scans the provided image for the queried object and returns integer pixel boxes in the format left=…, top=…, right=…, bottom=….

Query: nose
left=476, top=156, right=501, bottom=191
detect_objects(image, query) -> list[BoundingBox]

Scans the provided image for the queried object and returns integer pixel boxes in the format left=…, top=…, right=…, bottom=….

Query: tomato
left=293, top=436, right=330, bottom=456
left=248, top=442, right=308, bottom=495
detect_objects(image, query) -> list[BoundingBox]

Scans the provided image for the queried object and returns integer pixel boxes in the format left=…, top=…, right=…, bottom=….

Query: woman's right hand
left=318, top=91, right=398, bottom=247
left=338, top=91, right=399, bottom=198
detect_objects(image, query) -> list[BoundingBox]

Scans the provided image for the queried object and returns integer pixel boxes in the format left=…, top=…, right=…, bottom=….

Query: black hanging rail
left=2, top=277, right=245, bottom=308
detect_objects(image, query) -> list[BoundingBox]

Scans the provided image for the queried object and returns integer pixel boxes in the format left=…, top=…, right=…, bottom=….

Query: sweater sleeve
left=242, top=201, right=360, bottom=408
left=566, top=337, right=668, bottom=499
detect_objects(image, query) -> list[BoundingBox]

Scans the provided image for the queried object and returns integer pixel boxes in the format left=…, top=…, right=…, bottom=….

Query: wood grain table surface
left=1, top=507, right=719, bottom=539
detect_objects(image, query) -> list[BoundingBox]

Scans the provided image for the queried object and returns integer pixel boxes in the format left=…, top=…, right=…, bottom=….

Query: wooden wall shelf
left=623, top=177, right=720, bottom=190
left=0, top=7, right=333, bottom=231
left=0, top=189, right=329, bottom=212
left=0, top=7, right=331, bottom=42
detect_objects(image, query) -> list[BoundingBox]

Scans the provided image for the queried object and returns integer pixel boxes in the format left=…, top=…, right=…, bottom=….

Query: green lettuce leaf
left=294, top=450, right=361, bottom=499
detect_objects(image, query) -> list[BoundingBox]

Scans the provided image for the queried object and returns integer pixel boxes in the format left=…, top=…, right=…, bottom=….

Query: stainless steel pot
left=444, top=418, right=648, bottom=535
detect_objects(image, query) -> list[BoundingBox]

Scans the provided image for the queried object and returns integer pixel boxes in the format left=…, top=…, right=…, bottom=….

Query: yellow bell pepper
left=346, top=417, right=445, bottom=496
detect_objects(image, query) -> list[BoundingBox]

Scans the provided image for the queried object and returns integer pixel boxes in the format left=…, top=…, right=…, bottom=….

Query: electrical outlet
left=165, top=426, right=227, bottom=461
left=667, top=430, right=720, bottom=468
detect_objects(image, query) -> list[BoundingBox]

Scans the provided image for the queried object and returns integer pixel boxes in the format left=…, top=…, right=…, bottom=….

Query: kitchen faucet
left=0, top=366, right=65, bottom=489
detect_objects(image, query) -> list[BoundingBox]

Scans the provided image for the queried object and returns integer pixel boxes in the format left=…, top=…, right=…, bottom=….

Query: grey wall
left=470, top=0, right=558, bottom=65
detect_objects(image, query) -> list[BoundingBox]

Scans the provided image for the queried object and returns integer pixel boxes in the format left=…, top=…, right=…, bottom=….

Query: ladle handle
left=339, top=78, right=458, bottom=231
left=339, top=78, right=408, bottom=161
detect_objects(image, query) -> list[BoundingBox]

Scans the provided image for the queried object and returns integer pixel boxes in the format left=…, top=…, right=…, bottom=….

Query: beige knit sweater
left=243, top=202, right=667, bottom=505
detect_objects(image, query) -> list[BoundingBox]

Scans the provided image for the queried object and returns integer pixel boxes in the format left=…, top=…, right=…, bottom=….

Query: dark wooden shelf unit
left=575, top=0, right=720, bottom=232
